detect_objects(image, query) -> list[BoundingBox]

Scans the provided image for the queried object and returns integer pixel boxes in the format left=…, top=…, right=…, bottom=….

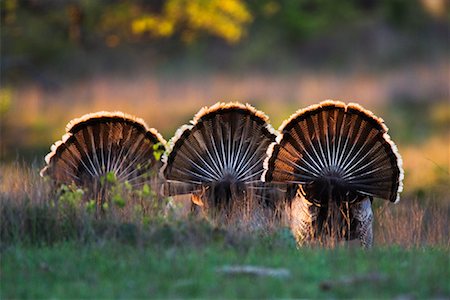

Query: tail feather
left=41, top=111, right=166, bottom=190
left=263, top=100, right=404, bottom=204
left=162, top=102, right=278, bottom=211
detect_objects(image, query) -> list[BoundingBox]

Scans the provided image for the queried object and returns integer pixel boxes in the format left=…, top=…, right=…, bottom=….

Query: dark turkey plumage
left=263, top=100, right=404, bottom=247
left=41, top=111, right=166, bottom=204
left=161, top=102, right=284, bottom=221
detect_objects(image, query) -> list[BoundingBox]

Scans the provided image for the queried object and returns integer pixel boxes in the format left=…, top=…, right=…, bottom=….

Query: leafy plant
left=57, top=184, right=84, bottom=209
left=152, top=142, right=165, bottom=161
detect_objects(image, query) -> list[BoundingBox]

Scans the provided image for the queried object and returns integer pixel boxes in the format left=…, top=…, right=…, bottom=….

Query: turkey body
left=41, top=111, right=166, bottom=205
left=162, top=102, right=284, bottom=222
left=40, top=101, right=404, bottom=244
left=263, top=100, right=404, bottom=247
left=289, top=188, right=374, bottom=247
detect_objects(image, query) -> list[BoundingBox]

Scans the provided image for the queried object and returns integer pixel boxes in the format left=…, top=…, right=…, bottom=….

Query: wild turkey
left=262, top=100, right=404, bottom=247
left=161, top=102, right=283, bottom=222
left=40, top=111, right=166, bottom=206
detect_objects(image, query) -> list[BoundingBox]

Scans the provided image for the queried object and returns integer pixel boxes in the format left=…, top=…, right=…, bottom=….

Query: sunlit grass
left=1, top=160, right=448, bottom=298
left=1, top=163, right=448, bottom=248
left=400, top=135, right=450, bottom=196
left=0, top=70, right=450, bottom=298
left=1, top=172, right=449, bottom=299
left=2, top=63, right=448, bottom=161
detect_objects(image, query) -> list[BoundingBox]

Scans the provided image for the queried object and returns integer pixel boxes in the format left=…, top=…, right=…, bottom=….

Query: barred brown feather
left=162, top=102, right=280, bottom=216
left=40, top=111, right=166, bottom=190
left=263, top=100, right=403, bottom=204
left=263, top=100, right=404, bottom=247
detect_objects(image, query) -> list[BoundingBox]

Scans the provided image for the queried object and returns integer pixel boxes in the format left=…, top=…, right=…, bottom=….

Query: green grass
left=2, top=239, right=449, bottom=299
left=1, top=164, right=449, bottom=299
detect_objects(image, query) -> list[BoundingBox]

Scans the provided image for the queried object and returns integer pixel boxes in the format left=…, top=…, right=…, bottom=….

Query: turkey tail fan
left=161, top=102, right=281, bottom=215
left=263, top=100, right=404, bottom=204
left=40, top=111, right=167, bottom=193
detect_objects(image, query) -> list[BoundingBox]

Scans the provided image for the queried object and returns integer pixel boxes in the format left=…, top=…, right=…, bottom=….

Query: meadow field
left=1, top=80, right=449, bottom=297
left=1, top=1, right=449, bottom=298
left=1, top=63, right=450, bottom=299
left=2, top=66, right=450, bottom=298
left=0, top=161, right=449, bottom=298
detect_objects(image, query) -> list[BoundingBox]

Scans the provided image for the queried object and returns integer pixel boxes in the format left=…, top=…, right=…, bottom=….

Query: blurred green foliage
left=0, top=87, right=12, bottom=115
left=1, top=0, right=447, bottom=81
left=131, top=0, right=252, bottom=43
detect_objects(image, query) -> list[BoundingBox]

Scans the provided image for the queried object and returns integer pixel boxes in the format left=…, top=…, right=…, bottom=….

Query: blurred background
left=1, top=0, right=449, bottom=199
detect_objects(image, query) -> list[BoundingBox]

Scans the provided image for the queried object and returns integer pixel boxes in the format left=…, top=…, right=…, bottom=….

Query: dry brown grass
left=2, top=62, right=448, bottom=160
left=1, top=163, right=448, bottom=249
left=0, top=162, right=170, bottom=246
left=400, top=135, right=450, bottom=196
left=374, top=198, right=450, bottom=248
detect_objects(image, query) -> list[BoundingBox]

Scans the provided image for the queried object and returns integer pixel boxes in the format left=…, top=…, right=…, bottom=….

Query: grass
left=0, top=163, right=449, bottom=298
left=1, top=29, right=448, bottom=299
left=2, top=240, right=449, bottom=298
left=2, top=63, right=449, bottom=161
left=0, top=87, right=449, bottom=298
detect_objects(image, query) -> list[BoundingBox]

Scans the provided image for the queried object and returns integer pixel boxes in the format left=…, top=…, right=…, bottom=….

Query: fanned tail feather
left=41, top=111, right=166, bottom=191
left=263, top=100, right=404, bottom=204
left=161, top=102, right=280, bottom=214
